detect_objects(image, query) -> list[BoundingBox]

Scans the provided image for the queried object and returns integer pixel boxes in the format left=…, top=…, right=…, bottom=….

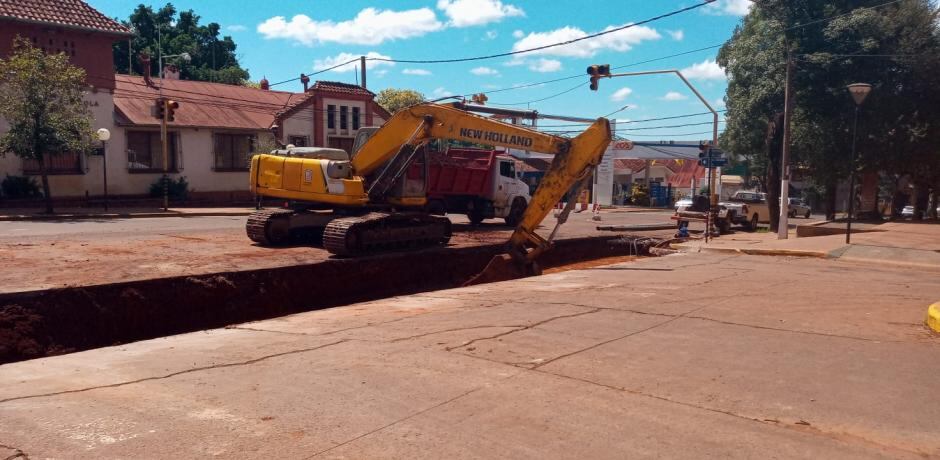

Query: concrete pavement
left=673, top=221, right=940, bottom=270
left=1, top=252, right=937, bottom=458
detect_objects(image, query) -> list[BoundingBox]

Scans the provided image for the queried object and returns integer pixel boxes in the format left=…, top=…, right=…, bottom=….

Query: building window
left=127, top=131, right=178, bottom=172
left=22, top=151, right=84, bottom=175
left=340, top=106, right=348, bottom=130
left=213, top=133, right=255, bottom=171
left=352, top=107, right=360, bottom=130
left=327, top=105, right=336, bottom=129
left=288, top=135, right=308, bottom=147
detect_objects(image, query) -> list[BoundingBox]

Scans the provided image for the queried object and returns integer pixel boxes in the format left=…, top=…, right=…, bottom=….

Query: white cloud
left=610, top=87, right=633, bottom=102
left=436, top=0, right=524, bottom=27
left=704, top=0, right=752, bottom=16
left=511, top=23, right=660, bottom=59
left=528, top=58, right=562, bottom=73
left=375, top=69, right=389, bottom=77
left=432, top=87, right=454, bottom=98
left=484, top=30, right=498, bottom=40
left=681, top=59, right=726, bottom=81
left=313, top=51, right=393, bottom=73
left=512, top=29, right=524, bottom=38
left=661, top=91, right=688, bottom=101
left=714, top=98, right=726, bottom=108
left=666, top=29, right=684, bottom=41
left=258, top=8, right=443, bottom=46
left=471, top=66, right=500, bottom=76
left=226, top=24, right=246, bottom=32
left=403, top=68, right=432, bottom=76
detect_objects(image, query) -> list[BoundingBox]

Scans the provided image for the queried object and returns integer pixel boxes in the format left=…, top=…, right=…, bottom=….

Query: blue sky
left=88, top=0, right=751, bottom=139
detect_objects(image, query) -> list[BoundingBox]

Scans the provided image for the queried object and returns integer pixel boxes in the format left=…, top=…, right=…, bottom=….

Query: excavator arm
left=249, top=101, right=611, bottom=275
left=352, top=103, right=612, bottom=279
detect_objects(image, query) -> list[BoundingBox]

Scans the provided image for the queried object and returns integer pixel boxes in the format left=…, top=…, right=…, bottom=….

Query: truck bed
left=426, top=148, right=498, bottom=197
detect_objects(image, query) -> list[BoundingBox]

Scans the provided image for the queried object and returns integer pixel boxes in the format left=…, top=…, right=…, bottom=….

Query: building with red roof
left=0, top=1, right=390, bottom=202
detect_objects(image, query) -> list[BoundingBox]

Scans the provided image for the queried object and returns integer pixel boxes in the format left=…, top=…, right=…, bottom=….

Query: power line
left=268, top=58, right=362, bottom=87
left=489, top=82, right=586, bottom=106
left=538, top=110, right=728, bottom=128
left=367, top=1, right=716, bottom=65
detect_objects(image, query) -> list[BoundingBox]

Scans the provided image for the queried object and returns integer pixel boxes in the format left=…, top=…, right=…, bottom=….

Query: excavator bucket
left=463, top=253, right=540, bottom=286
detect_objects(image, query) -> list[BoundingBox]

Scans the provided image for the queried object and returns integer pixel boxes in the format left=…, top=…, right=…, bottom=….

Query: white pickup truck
left=720, top=191, right=770, bottom=231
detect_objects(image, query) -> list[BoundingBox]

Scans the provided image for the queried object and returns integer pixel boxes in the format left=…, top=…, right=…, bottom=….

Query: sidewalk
left=673, top=221, right=940, bottom=270
left=0, top=252, right=937, bottom=458
left=0, top=207, right=255, bottom=221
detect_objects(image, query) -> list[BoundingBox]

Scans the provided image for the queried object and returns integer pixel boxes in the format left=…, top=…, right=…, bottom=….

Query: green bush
left=149, top=176, right=189, bottom=200
left=1, top=175, right=42, bottom=199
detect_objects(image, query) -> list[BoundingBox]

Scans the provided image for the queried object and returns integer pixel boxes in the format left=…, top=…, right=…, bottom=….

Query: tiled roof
left=0, top=0, right=131, bottom=35
left=667, top=161, right=707, bottom=187
left=614, top=158, right=685, bottom=174
left=113, top=75, right=301, bottom=130
left=311, top=80, right=375, bottom=97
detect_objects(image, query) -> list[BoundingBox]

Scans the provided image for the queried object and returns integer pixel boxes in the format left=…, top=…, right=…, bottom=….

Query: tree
left=376, top=88, right=425, bottom=114
left=0, top=38, right=94, bottom=213
left=112, top=4, right=249, bottom=85
left=719, top=1, right=940, bottom=224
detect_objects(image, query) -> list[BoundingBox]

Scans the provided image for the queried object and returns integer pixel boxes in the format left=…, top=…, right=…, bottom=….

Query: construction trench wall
left=0, top=236, right=654, bottom=365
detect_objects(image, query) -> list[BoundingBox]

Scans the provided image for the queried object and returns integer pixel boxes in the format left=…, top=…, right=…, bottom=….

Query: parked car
left=721, top=190, right=769, bottom=230
left=674, top=197, right=693, bottom=212
left=787, top=198, right=812, bottom=219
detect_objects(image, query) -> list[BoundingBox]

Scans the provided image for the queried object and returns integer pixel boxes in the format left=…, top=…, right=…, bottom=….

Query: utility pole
left=360, top=55, right=367, bottom=90
left=778, top=46, right=795, bottom=239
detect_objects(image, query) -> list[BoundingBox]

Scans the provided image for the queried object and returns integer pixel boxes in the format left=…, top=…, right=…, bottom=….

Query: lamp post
left=846, top=83, right=872, bottom=244
left=96, top=128, right=111, bottom=211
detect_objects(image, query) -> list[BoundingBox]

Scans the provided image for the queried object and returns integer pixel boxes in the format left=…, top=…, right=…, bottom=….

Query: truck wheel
left=504, top=198, right=526, bottom=226
left=749, top=214, right=759, bottom=231
left=468, top=209, right=485, bottom=225
left=789, top=210, right=796, bottom=218
left=805, top=210, right=811, bottom=219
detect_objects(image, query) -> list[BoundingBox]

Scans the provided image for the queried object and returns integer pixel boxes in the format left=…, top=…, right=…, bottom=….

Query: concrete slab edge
left=0, top=211, right=252, bottom=221
left=925, top=303, right=940, bottom=334
left=669, top=243, right=827, bottom=259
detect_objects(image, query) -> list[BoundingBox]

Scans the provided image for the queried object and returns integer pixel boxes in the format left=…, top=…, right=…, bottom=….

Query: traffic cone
left=553, top=201, right=563, bottom=218
left=592, top=203, right=601, bottom=221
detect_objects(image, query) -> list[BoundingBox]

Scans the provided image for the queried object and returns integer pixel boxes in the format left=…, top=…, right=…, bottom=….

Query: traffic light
left=697, top=142, right=710, bottom=167
left=165, top=100, right=179, bottom=122
left=586, top=64, right=611, bottom=91
left=155, top=98, right=166, bottom=119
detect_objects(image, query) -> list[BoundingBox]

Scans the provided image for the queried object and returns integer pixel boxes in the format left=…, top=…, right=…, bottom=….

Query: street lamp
left=96, top=128, right=111, bottom=211
left=845, top=83, right=872, bottom=244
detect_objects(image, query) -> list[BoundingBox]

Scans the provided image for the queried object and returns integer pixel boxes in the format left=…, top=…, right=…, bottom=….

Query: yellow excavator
left=248, top=102, right=611, bottom=279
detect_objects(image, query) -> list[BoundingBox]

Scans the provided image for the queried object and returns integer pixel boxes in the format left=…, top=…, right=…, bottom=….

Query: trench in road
left=0, top=235, right=658, bottom=365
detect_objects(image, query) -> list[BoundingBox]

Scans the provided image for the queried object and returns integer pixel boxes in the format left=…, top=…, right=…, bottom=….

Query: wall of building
left=322, top=97, right=368, bottom=142
left=0, top=91, right=269, bottom=199
left=0, top=21, right=120, bottom=89
left=281, top=107, right=315, bottom=147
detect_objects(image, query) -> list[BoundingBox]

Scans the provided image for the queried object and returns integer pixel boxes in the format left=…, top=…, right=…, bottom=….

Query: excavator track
left=246, top=208, right=295, bottom=246
left=323, top=212, right=451, bottom=257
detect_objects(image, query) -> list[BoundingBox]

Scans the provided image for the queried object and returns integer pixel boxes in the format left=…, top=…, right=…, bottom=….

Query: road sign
left=708, top=157, right=728, bottom=167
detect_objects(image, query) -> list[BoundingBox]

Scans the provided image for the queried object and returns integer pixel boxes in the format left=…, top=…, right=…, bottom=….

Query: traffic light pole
left=591, top=68, right=721, bottom=239
left=161, top=100, right=169, bottom=211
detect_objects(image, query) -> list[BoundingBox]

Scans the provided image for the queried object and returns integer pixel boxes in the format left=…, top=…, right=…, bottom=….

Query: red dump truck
left=424, top=148, right=531, bottom=225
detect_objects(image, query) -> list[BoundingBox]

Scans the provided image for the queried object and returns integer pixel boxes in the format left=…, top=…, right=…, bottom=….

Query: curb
left=670, top=243, right=827, bottom=259
left=927, top=303, right=940, bottom=334
left=0, top=211, right=252, bottom=221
